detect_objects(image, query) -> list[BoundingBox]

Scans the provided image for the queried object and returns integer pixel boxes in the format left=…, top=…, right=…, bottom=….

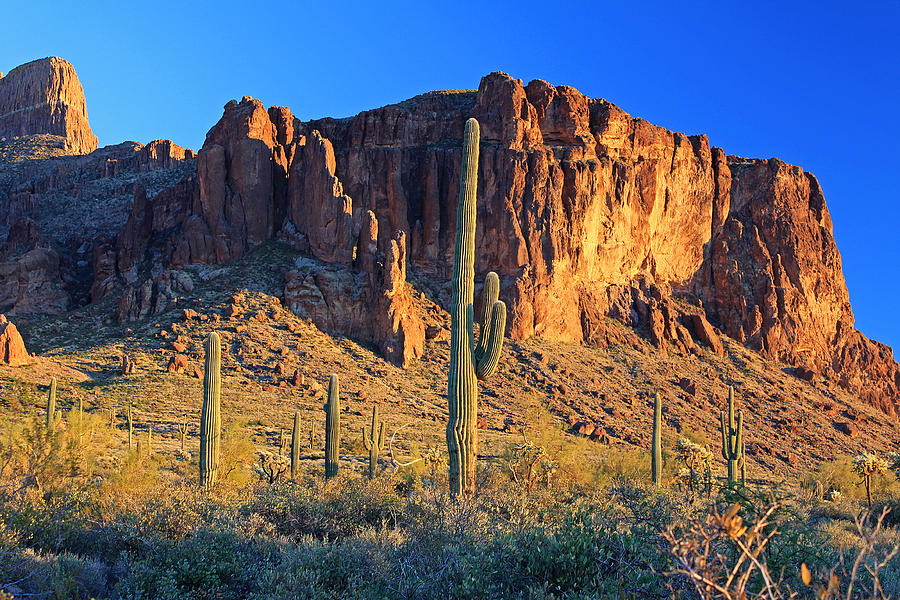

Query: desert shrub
left=811, top=456, right=900, bottom=504
left=219, top=420, right=257, bottom=486
left=515, top=400, right=596, bottom=487
left=592, top=446, right=651, bottom=487
left=449, top=504, right=673, bottom=599
left=0, top=548, right=109, bottom=600
left=111, top=517, right=392, bottom=599
left=716, top=485, right=829, bottom=583
left=115, top=528, right=281, bottom=599
left=244, top=476, right=403, bottom=540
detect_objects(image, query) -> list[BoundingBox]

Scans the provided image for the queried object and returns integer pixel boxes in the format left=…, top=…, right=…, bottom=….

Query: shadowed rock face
left=0, top=57, right=98, bottom=154
left=103, top=71, right=900, bottom=414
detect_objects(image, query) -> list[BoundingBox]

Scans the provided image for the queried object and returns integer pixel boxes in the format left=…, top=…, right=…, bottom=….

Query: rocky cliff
left=0, top=57, right=98, bottom=154
left=74, top=71, right=900, bottom=417
left=0, top=135, right=194, bottom=315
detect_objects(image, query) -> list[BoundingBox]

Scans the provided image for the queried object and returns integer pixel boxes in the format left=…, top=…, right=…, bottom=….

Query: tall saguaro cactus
left=290, top=410, right=301, bottom=480
left=324, top=375, right=340, bottom=479
left=46, top=377, right=57, bottom=430
left=720, top=386, right=744, bottom=486
left=362, top=404, right=384, bottom=480
left=200, top=332, right=222, bottom=488
left=651, top=392, right=662, bottom=486
left=446, top=117, right=507, bottom=496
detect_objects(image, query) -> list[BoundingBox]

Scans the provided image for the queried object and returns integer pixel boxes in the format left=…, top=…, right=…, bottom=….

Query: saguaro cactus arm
left=473, top=272, right=507, bottom=379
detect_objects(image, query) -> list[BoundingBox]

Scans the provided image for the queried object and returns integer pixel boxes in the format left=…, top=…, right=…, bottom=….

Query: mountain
left=0, top=57, right=98, bottom=154
left=1, top=58, right=897, bottom=424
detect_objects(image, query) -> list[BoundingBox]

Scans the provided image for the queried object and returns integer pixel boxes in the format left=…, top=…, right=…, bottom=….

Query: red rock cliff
left=106, top=72, right=899, bottom=415
left=0, top=57, right=98, bottom=154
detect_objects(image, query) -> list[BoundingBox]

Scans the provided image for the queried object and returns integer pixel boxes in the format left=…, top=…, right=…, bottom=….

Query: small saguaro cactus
left=813, top=479, right=824, bottom=501
left=77, top=398, right=84, bottom=446
left=362, top=404, right=385, bottom=480
left=147, top=427, right=153, bottom=456
left=291, top=410, right=301, bottom=480
left=446, top=117, right=507, bottom=496
left=324, top=375, right=340, bottom=479
left=740, top=439, right=747, bottom=486
left=279, top=429, right=286, bottom=457
left=46, top=377, right=57, bottom=430
left=651, top=392, right=662, bottom=487
left=200, top=332, right=222, bottom=488
left=720, top=386, right=744, bottom=486
left=178, top=419, right=188, bottom=451
left=127, top=403, right=134, bottom=449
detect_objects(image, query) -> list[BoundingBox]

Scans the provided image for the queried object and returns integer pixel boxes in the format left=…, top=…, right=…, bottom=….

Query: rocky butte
left=0, top=57, right=98, bottom=154
left=1, top=57, right=897, bottom=418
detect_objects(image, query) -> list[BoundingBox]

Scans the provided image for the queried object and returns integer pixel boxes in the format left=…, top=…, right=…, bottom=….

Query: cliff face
left=0, top=57, right=98, bottom=154
left=104, top=72, right=900, bottom=415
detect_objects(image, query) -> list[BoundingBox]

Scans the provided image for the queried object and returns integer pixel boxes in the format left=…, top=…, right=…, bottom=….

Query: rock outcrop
left=105, top=98, right=423, bottom=365
left=0, top=57, right=98, bottom=154
left=0, top=314, right=29, bottom=366
left=0, top=218, right=68, bottom=314
left=0, top=133, right=193, bottom=317
left=102, top=72, right=900, bottom=414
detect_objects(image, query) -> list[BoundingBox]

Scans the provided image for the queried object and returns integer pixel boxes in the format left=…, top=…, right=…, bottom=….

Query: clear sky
left=2, top=1, right=899, bottom=351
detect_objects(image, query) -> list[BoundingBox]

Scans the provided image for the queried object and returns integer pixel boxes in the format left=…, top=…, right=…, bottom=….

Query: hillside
left=0, top=57, right=898, bottom=481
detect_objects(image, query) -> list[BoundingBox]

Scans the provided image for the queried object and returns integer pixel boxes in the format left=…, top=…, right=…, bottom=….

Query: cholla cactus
left=674, top=438, right=714, bottom=497
left=828, top=489, right=843, bottom=502
left=851, top=453, right=889, bottom=507
left=506, top=437, right=556, bottom=492
left=889, top=453, right=900, bottom=476
left=257, top=450, right=290, bottom=484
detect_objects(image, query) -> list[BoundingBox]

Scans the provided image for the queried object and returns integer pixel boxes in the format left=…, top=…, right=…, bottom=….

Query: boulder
left=0, top=315, right=29, bottom=366
left=688, top=313, right=724, bottom=356
left=166, top=354, right=189, bottom=374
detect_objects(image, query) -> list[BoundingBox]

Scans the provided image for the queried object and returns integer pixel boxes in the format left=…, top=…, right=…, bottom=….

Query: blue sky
left=2, top=1, right=899, bottom=350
